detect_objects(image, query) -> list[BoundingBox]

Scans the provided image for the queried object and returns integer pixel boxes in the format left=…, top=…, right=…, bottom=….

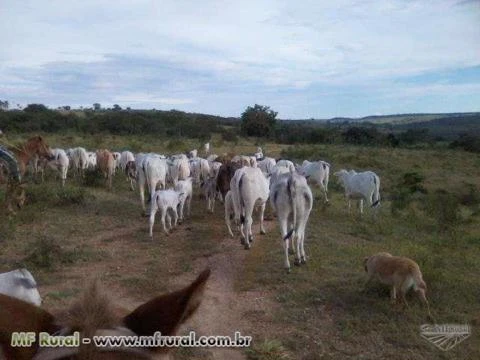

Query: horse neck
left=11, top=147, right=31, bottom=176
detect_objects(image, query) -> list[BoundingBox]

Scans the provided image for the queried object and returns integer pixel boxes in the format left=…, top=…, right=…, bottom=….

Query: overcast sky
left=1, top=0, right=479, bottom=118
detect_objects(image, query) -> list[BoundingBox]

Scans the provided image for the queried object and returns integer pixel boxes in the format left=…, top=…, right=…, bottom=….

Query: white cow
left=168, top=155, right=190, bottom=186
left=148, top=189, right=184, bottom=239
left=0, top=269, right=42, bottom=306
left=189, top=158, right=210, bottom=185
left=298, top=160, right=330, bottom=202
left=119, top=151, right=135, bottom=171
left=257, top=157, right=276, bottom=176
left=230, top=167, right=270, bottom=249
left=208, top=161, right=222, bottom=179
left=254, top=147, right=263, bottom=160
left=174, top=177, right=193, bottom=222
left=276, top=159, right=296, bottom=173
left=69, top=147, right=88, bottom=176
left=112, top=152, right=121, bottom=173
left=334, top=169, right=381, bottom=214
left=188, top=149, right=198, bottom=159
left=46, top=148, right=70, bottom=187
left=269, top=164, right=291, bottom=187
left=86, top=151, right=97, bottom=170
left=206, top=154, right=218, bottom=162
left=137, top=154, right=168, bottom=213
left=270, top=173, right=313, bottom=271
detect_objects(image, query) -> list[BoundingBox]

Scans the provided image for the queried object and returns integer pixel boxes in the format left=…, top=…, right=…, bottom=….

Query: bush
left=425, top=189, right=461, bottom=238
left=221, top=128, right=238, bottom=143
left=391, top=172, right=427, bottom=214
left=24, top=235, right=63, bottom=270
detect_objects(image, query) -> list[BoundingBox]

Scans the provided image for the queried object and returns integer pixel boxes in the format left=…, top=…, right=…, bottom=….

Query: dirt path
left=171, top=221, right=278, bottom=360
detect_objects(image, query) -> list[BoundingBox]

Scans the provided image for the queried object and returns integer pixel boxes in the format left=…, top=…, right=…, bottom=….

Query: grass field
left=1, top=133, right=479, bottom=359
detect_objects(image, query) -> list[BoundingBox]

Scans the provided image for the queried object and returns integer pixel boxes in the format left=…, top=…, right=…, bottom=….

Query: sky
left=1, top=0, right=479, bottom=119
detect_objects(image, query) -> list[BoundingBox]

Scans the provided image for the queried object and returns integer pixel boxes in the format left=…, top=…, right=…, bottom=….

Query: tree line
left=0, top=103, right=478, bottom=152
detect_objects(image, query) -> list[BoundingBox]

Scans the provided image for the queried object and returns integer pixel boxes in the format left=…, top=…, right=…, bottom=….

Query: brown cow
left=96, top=149, right=115, bottom=189
left=216, top=161, right=241, bottom=201
left=0, top=269, right=210, bottom=360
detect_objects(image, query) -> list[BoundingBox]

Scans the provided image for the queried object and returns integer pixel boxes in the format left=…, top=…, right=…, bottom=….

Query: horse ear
left=123, top=268, right=210, bottom=339
left=0, top=294, right=59, bottom=360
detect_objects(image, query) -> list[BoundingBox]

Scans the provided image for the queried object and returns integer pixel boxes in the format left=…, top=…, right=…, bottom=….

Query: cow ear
left=0, top=294, right=59, bottom=360
left=123, top=268, right=210, bottom=338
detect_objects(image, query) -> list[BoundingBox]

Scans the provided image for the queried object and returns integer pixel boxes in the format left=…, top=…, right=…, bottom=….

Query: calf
left=224, top=190, right=236, bottom=237
left=149, top=189, right=184, bottom=239
left=174, top=177, right=193, bottom=223
left=0, top=269, right=42, bottom=306
left=202, top=176, right=217, bottom=213
left=334, top=169, right=381, bottom=214
left=270, top=173, right=313, bottom=271
left=125, top=160, right=137, bottom=191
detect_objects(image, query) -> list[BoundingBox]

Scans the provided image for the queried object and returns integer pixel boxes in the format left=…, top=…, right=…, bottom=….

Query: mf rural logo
left=420, top=324, right=471, bottom=351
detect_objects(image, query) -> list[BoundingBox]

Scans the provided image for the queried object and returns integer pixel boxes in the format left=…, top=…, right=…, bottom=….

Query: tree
left=113, top=104, right=122, bottom=111
left=240, top=104, right=277, bottom=138
left=24, top=103, right=49, bottom=112
left=0, top=100, right=9, bottom=111
left=93, top=103, right=101, bottom=111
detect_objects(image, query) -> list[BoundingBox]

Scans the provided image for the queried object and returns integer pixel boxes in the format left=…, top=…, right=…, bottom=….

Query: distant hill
left=293, top=112, right=480, bottom=125
left=389, top=114, right=480, bottom=139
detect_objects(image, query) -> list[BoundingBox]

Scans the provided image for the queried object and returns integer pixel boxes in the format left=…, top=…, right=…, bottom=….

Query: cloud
left=0, top=0, right=479, bottom=117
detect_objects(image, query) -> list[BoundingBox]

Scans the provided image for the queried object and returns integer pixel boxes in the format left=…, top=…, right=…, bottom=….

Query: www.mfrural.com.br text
left=11, top=331, right=252, bottom=348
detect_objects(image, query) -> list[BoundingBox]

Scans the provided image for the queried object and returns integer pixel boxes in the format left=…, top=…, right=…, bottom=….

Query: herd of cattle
left=29, top=144, right=382, bottom=272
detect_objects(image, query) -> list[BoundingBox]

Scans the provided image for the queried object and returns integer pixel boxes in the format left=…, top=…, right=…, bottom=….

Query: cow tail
left=371, top=175, right=380, bottom=207
left=238, top=173, right=246, bottom=224
left=287, top=175, right=297, bottom=233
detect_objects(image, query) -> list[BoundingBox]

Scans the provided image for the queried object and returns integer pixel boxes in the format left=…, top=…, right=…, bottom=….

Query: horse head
left=0, top=268, right=210, bottom=359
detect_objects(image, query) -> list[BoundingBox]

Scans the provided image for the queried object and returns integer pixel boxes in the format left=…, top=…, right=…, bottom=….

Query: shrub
left=391, top=172, right=427, bottom=214
left=425, top=189, right=461, bottom=238
left=221, top=128, right=239, bottom=143
left=24, top=235, right=63, bottom=270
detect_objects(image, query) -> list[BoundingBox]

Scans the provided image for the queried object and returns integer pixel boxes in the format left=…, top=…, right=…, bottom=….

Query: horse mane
left=56, top=281, right=121, bottom=338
